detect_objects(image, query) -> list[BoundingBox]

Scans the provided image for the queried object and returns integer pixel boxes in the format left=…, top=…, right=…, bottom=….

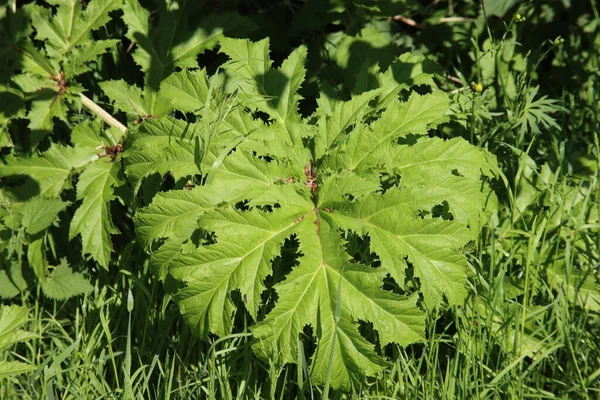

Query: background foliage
left=0, top=0, right=599, bottom=398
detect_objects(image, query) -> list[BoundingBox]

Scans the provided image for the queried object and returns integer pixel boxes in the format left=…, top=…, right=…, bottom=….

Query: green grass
left=2, top=0, right=600, bottom=398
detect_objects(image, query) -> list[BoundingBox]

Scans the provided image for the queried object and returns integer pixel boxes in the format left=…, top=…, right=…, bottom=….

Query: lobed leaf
left=0, top=144, right=73, bottom=197
left=21, top=196, right=69, bottom=235
left=30, top=0, right=120, bottom=56
left=124, top=117, right=204, bottom=186
left=69, top=159, right=123, bottom=268
left=41, top=260, right=93, bottom=300
left=135, top=188, right=225, bottom=279
left=160, top=69, right=210, bottom=113
left=220, top=38, right=307, bottom=145
left=100, top=80, right=150, bottom=117
left=134, top=38, right=498, bottom=389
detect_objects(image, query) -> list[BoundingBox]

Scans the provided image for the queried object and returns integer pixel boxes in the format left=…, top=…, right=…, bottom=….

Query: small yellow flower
left=472, top=82, right=483, bottom=92
left=515, top=13, right=525, bottom=22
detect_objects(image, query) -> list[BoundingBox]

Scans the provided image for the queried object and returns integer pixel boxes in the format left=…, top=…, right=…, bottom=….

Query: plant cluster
left=0, top=0, right=598, bottom=398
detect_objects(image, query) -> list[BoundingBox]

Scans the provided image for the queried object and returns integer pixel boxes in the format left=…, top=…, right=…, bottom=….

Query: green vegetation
left=0, top=0, right=598, bottom=398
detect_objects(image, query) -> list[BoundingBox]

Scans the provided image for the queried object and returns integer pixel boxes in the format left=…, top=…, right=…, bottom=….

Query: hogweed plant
left=131, top=38, right=499, bottom=389
left=0, top=0, right=499, bottom=390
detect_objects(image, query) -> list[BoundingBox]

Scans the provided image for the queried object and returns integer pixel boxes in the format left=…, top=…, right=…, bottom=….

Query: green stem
left=80, top=93, right=127, bottom=135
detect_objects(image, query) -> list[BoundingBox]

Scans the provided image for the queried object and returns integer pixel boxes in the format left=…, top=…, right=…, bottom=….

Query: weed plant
left=1, top=0, right=599, bottom=399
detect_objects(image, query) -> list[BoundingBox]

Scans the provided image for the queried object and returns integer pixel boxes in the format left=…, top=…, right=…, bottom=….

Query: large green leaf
left=135, top=38, right=497, bottom=389
left=27, top=93, right=68, bottom=132
left=29, top=0, right=120, bottom=55
left=41, top=260, right=93, bottom=300
left=134, top=188, right=225, bottom=279
left=323, top=90, right=451, bottom=171
left=160, top=68, right=210, bottom=113
left=0, top=144, right=73, bottom=197
left=220, top=38, right=309, bottom=145
left=124, top=117, right=204, bottom=186
left=69, top=159, right=123, bottom=268
left=100, top=79, right=150, bottom=118
left=314, top=89, right=382, bottom=158
left=20, top=196, right=69, bottom=235
left=124, top=107, right=266, bottom=188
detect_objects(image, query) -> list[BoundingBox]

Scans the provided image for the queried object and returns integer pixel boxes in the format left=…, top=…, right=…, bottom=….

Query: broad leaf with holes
left=135, top=38, right=498, bottom=389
